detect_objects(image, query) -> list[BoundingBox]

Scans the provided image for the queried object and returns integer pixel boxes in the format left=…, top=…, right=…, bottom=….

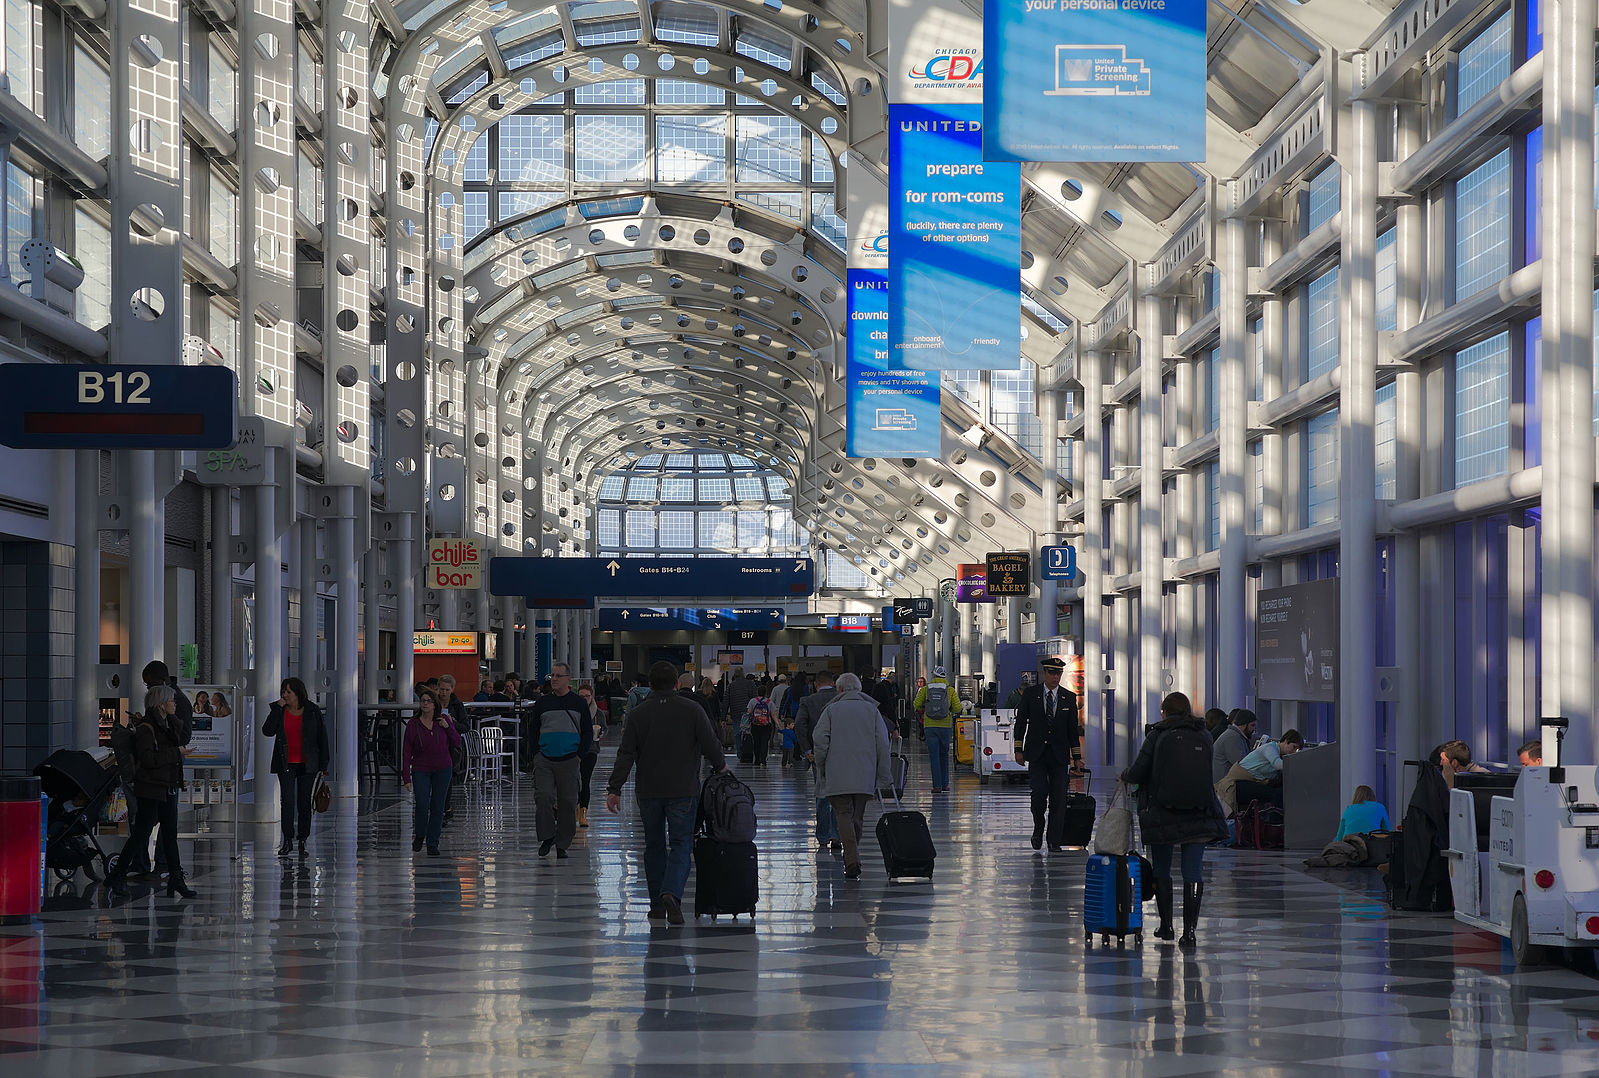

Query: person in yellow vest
left=914, top=667, right=954, bottom=793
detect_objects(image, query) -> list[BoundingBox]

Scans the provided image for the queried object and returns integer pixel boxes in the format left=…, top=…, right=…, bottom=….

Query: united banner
left=982, top=0, right=1207, bottom=162
left=888, top=102, right=1021, bottom=370
left=846, top=269, right=939, bottom=456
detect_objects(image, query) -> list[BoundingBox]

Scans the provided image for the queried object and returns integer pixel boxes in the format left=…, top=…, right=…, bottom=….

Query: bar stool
left=478, top=725, right=504, bottom=785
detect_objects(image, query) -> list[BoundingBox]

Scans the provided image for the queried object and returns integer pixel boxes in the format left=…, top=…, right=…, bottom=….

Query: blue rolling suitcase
left=1083, top=853, right=1142, bottom=947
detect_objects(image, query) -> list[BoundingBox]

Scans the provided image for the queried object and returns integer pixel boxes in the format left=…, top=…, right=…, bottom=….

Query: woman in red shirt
left=262, top=677, right=330, bottom=857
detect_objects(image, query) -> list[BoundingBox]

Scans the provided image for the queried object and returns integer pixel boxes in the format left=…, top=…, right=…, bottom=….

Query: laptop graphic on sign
left=1047, top=45, right=1152, bottom=97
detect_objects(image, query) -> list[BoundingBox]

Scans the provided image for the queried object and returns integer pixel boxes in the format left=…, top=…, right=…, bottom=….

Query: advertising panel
left=184, top=684, right=237, bottom=768
left=427, top=538, right=481, bottom=589
left=888, top=103, right=1021, bottom=371
left=846, top=269, right=940, bottom=456
left=413, top=631, right=479, bottom=654
left=956, top=562, right=994, bottom=604
left=982, top=0, right=1207, bottom=162
left=1255, top=579, right=1339, bottom=703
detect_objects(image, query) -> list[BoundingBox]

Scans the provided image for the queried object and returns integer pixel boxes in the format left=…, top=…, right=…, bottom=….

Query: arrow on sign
left=769, top=610, right=780, bottom=618
left=794, top=560, right=806, bottom=573
left=606, top=560, right=621, bottom=576
left=620, top=609, right=629, bottom=619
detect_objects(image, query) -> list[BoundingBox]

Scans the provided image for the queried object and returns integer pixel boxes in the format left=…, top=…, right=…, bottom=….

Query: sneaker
left=660, top=893, right=684, bottom=925
left=844, top=864, right=862, bottom=880
left=647, top=901, right=667, bottom=921
left=556, top=847, right=570, bottom=860
left=539, top=838, right=556, bottom=857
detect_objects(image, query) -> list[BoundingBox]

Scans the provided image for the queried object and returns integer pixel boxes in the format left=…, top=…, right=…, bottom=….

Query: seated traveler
left=1216, top=729, right=1303, bottom=814
left=1334, top=784, right=1390, bottom=840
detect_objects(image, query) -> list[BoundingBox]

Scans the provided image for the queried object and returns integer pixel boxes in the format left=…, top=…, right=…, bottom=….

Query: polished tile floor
left=4, top=747, right=1598, bottom=1076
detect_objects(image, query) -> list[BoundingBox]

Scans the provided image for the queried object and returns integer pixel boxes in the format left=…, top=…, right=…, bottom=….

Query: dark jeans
left=924, top=726, right=952, bottom=789
left=1235, top=778, right=1283, bottom=809
left=413, top=767, right=451, bottom=849
left=815, top=795, right=839, bottom=843
left=1028, top=754, right=1073, bottom=841
left=279, top=764, right=317, bottom=842
left=117, top=794, right=181, bottom=879
left=751, top=725, right=772, bottom=765
left=1149, top=841, right=1205, bottom=883
left=579, top=752, right=599, bottom=809
left=638, top=795, right=697, bottom=901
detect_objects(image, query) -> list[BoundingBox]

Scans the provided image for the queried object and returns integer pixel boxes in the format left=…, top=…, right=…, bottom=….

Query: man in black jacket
left=796, top=672, right=840, bottom=849
left=1012, top=655, right=1084, bottom=851
left=138, top=661, right=192, bottom=876
left=606, top=662, right=727, bottom=923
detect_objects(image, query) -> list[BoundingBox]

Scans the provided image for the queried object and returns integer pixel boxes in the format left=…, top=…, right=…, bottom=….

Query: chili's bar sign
left=428, top=538, right=481, bottom=589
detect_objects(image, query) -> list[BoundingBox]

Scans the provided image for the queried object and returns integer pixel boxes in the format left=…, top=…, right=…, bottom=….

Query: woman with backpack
left=746, top=694, right=776, bottom=766
left=1121, top=692, right=1227, bottom=947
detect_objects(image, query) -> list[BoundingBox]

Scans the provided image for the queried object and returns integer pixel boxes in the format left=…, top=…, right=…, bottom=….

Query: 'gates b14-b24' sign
left=428, top=538, right=481, bottom=589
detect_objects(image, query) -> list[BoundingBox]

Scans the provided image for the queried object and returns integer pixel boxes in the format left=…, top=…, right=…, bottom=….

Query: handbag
left=312, top=774, right=332, bottom=813
left=1094, top=781, right=1134, bottom=857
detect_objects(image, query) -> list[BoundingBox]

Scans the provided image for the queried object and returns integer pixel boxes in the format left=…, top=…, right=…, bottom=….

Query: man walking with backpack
left=1013, top=656, right=1084, bottom=850
left=915, top=667, right=954, bottom=793
left=606, top=662, right=728, bottom=924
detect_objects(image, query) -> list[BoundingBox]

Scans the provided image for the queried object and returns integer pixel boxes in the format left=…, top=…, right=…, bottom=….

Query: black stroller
left=33, top=749, right=119, bottom=882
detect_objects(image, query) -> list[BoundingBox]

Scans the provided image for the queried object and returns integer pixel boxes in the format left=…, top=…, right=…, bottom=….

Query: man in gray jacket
left=813, top=673, right=892, bottom=880
left=1211, top=708, right=1256, bottom=783
left=724, top=668, right=758, bottom=757
left=795, top=672, right=840, bottom=849
left=606, top=662, right=728, bottom=924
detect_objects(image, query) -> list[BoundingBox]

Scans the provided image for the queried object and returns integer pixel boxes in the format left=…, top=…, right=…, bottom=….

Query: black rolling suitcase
left=876, top=784, right=936, bottom=880
left=1052, top=768, right=1096, bottom=848
left=693, top=836, right=758, bottom=921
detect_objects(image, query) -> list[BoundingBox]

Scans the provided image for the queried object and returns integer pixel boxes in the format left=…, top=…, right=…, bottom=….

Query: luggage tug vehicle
left=1442, top=718, right=1599, bottom=966
left=975, top=708, right=1029, bottom=784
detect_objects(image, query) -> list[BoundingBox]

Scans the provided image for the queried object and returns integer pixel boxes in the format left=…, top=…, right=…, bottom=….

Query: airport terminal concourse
left=0, top=0, right=1596, bottom=1073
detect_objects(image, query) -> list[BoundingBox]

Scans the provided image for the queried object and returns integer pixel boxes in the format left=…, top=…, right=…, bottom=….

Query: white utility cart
left=1442, top=718, right=1599, bottom=966
left=975, top=708, right=1029, bottom=785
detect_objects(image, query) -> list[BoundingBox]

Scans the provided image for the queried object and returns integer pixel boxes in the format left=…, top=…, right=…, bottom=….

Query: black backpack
left=1151, top=724, right=1215, bottom=810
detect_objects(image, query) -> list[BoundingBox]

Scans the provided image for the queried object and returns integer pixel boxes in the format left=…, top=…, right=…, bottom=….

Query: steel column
left=1038, top=384, right=1061, bottom=638
left=980, top=601, right=997, bottom=674
left=1080, top=344, right=1105, bottom=762
left=1392, top=98, right=1426, bottom=809
left=74, top=451, right=100, bottom=750
left=333, top=514, right=359, bottom=794
left=500, top=599, right=517, bottom=678
left=298, top=516, right=319, bottom=683
left=395, top=538, right=416, bottom=698
left=363, top=545, right=382, bottom=703
left=1539, top=0, right=1597, bottom=760
left=126, top=451, right=162, bottom=692
left=1217, top=209, right=1250, bottom=711
left=940, top=598, right=956, bottom=675
left=210, top=487, right=233, bottom=685
left=253, top=484, right=282, bottom=824
left=1137, top=274, right=1166, bottom=728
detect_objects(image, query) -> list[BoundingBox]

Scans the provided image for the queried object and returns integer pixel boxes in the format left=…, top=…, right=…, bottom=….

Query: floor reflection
left=4, top=746, right=1596, bottom=1075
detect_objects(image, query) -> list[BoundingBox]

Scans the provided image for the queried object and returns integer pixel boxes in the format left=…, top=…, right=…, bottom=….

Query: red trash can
left=0, top=775, right=42, bottom=924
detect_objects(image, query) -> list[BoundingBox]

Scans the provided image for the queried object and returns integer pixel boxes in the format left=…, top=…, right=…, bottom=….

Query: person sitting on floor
left=1334, top=784, right=1390, bottom=841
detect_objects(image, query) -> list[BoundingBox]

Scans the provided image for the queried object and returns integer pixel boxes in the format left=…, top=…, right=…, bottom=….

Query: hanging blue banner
left=888, top=103, right=1021, bottom=371
left=982, top=0, right=1207, bottom=163
left=846, top=270, right=940, bottom=457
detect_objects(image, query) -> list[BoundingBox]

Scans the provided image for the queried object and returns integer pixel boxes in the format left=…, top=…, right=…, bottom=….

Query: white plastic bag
left=1094, top=781, right=1133, bottom=856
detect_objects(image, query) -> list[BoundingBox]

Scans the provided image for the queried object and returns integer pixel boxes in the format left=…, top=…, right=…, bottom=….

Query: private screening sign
left=982, top=0, right=1206, bottom=162
left=888, top=104, right=1021, bottom=370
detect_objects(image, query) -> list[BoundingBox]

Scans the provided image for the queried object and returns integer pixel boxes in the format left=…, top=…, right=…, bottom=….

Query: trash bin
left=0, top=775, right=42, bottom=924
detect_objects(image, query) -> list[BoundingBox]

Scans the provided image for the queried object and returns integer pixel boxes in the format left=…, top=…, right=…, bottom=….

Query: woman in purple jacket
left=403, top=688, right=462, bottom=855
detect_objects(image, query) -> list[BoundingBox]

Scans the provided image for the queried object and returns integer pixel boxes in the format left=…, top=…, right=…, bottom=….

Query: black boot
left=1154, top=877, right=1176, bottom=941
left=1179, top=881, right=1202, bottom=948
left=277, top=837, right=294, bottom=856
left=1030, top=811, right=1045, bottom=851
left=166, top=872, right=196, bottom=899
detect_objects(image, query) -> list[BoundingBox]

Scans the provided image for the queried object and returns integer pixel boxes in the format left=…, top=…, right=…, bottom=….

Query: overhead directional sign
left=912, top=596, right=934, bottom=618
left=598, top=607, right=787, bottom=632
left=0, top=364, right=239, bottom=449
left=891, top=598, right=923, bottom=624
left=1040, top=545, right=1077, bottom=581
left=490, top=556, right=815, bottom=601
left=827, top=614, right=873, bottom=633
left=986, top=551, right=1032, bottom=597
